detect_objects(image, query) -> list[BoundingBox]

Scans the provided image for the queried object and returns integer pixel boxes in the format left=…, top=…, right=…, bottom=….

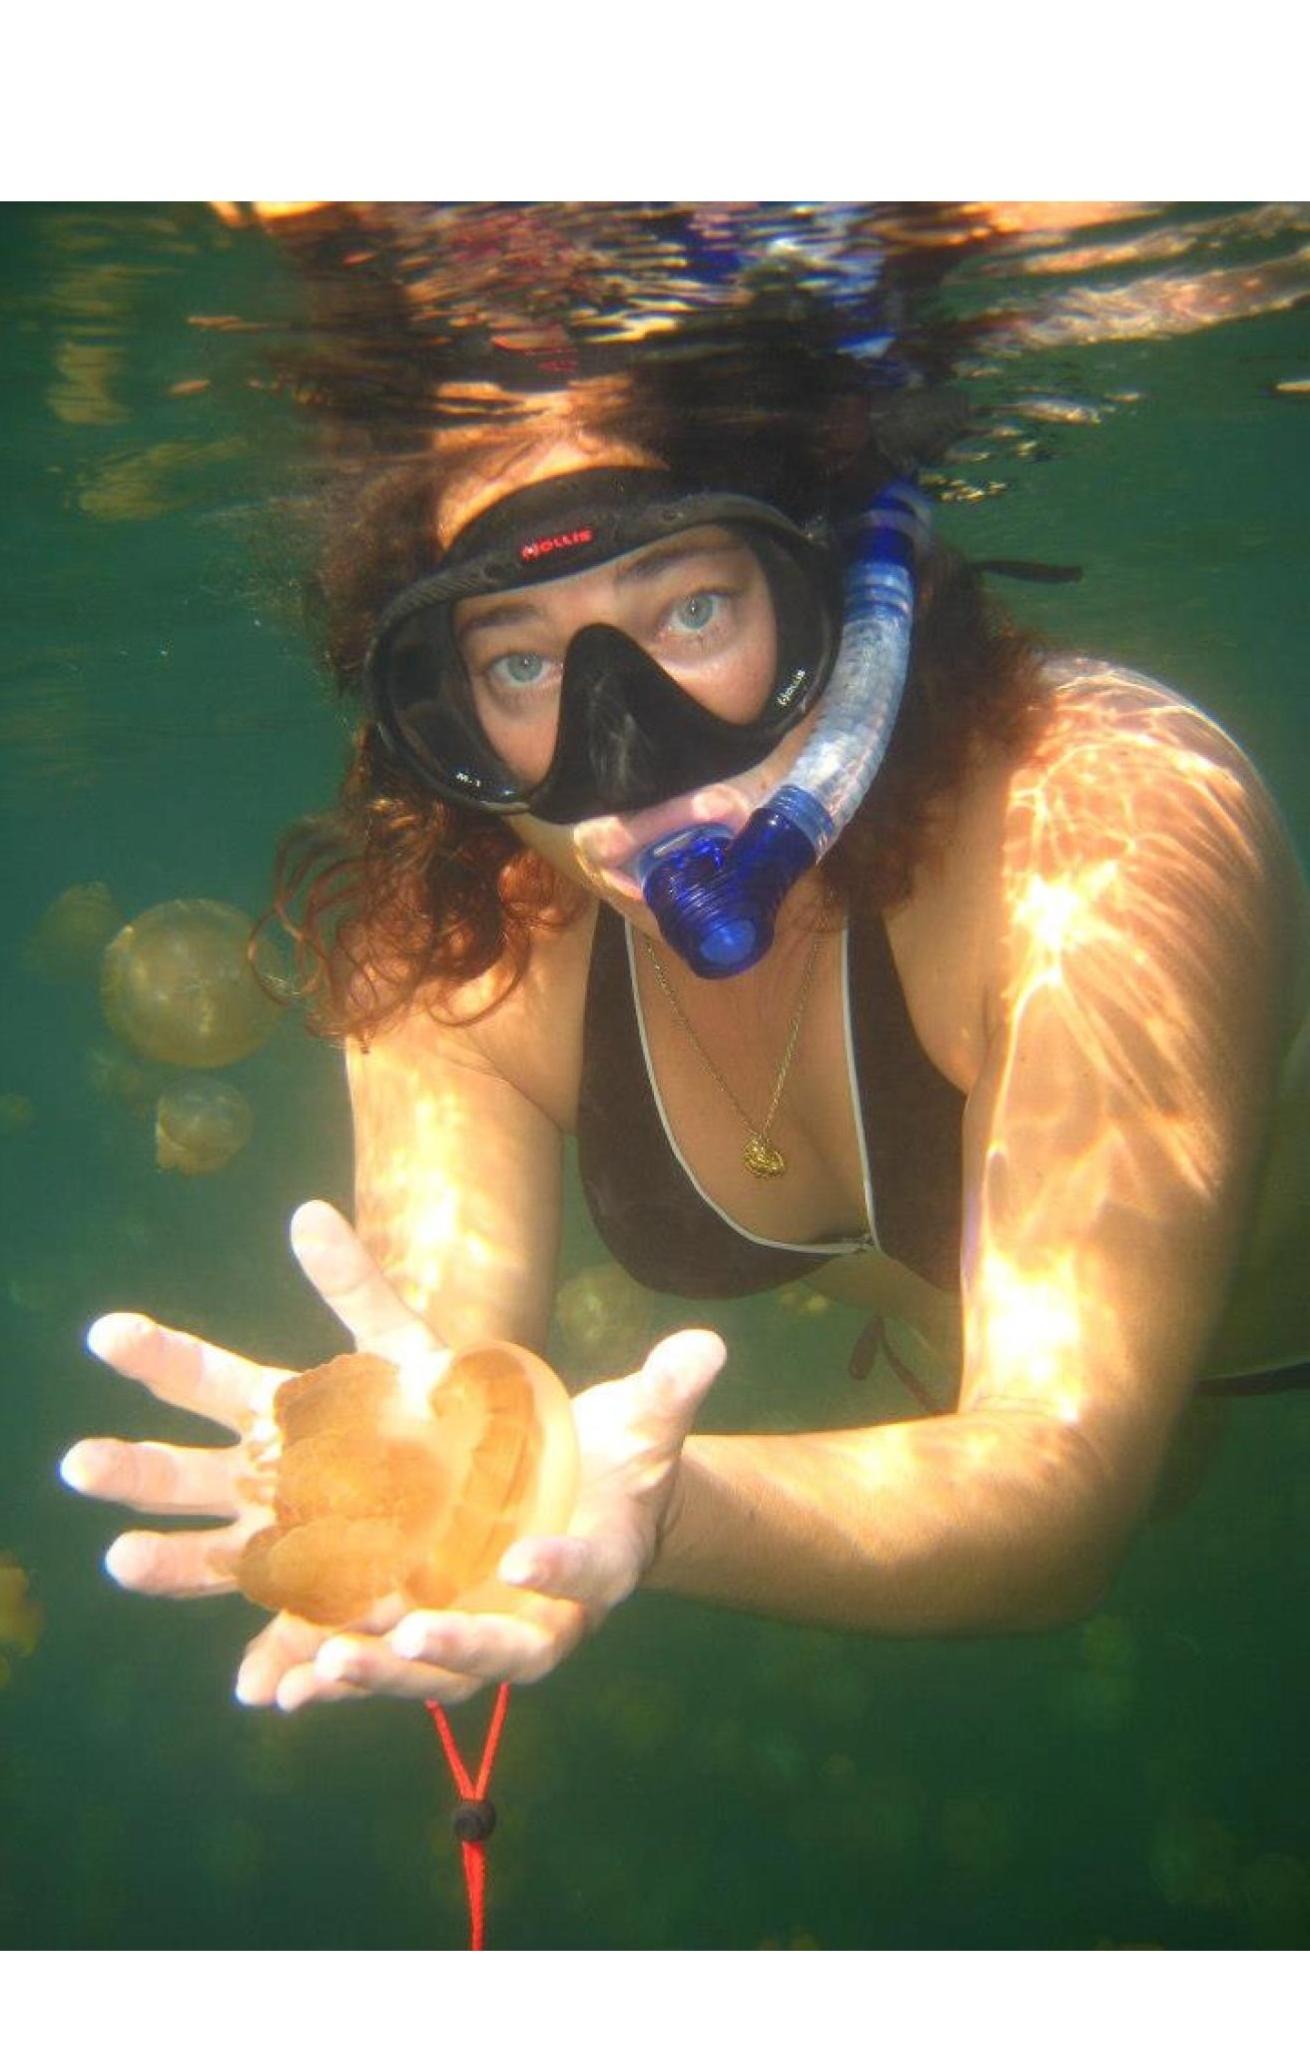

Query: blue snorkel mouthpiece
left=636, top=799, right=823, bottom=978
left=638, top=483, right=928, bottom=978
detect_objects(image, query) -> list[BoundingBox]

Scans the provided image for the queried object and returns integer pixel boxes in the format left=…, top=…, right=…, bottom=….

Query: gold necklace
left=640, top=928, right=822, bottom=1179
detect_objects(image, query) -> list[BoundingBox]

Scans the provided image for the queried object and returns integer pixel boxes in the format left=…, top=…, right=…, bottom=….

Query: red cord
left=425, top=1684, right=511, bottom=1951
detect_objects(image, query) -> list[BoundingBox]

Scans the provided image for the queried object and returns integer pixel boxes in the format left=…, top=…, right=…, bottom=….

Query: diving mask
left=365, top=467, right=844, bottom=824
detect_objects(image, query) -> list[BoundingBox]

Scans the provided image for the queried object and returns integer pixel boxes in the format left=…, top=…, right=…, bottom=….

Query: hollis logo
left=520, top=526, right=595, bottom=563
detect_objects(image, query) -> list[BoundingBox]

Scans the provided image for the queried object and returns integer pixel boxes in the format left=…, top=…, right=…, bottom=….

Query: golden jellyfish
left=553, top=1261, right=654, bottom=1376
left=1079, top=1613, right=1138, bottom=1678
left=101, top=899, right=280, bottom=1068
left=1149, top=1809, right=1239, bottom=1912
left=155, top=1079, right=254, bottom=1175
left=0, top=1554, right=43, bottom=1689
left=0, top=1093, right=36, bottom=1136
left=85, top=1042, right=162, bottom=1118
left=939, top=1793, right=1014, bottom=1884
left=24, top=881, right=122, bottom=981
left=235, top=1344, right=579, bottom=1628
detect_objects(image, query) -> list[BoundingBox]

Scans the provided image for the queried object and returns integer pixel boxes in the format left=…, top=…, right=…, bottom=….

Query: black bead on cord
left=452, top=1797, right=498, bottom=1843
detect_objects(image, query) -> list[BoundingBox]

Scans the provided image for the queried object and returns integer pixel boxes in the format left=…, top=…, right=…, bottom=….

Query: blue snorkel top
left=633, top=480, right=928, bottom=978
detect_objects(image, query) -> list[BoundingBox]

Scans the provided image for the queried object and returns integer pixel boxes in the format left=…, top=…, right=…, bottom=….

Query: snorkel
left=631, top=479, right=928, bottom=977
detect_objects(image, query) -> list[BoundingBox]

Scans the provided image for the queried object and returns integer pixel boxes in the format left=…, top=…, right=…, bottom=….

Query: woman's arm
left=650, top=685, right=1305, bottom=1635
left=346, top=983, right=567, bottom=1354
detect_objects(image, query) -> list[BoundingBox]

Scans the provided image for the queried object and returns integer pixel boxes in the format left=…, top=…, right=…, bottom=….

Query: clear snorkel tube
left=632, top=480, right=930, bottom=978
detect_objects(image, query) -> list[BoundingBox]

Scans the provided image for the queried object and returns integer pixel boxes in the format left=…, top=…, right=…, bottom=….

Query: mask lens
left=453, top=525, right=784, bottom=789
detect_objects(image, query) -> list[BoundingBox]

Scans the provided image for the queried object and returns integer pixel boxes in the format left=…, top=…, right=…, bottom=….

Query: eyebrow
left=456, top=536, right=749, bottom=644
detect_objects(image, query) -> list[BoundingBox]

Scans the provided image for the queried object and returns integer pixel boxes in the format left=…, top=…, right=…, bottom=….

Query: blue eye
left=488, top=651, right=554, bottom=691
left=670, top=592, right=724, bottom=634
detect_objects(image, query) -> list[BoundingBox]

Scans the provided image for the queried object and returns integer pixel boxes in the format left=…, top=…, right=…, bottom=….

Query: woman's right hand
left=59, top=1199, right=457, bottom=1706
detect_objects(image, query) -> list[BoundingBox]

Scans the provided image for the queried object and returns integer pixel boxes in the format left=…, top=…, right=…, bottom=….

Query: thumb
left=288, top=1200, right=438, bottom=1364
left=632, top=1327, right=727, bottom=1434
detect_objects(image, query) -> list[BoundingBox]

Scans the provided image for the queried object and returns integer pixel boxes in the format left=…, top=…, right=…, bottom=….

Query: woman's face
left=431, top=411, right=805, bottom=928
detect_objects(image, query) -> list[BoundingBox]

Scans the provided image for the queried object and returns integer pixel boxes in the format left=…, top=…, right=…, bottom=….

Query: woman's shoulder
left=1023, top=652, right=1303, bottom=897
left=366, top=897, right=596, bottom=1131
left=1009, top=650, right=1308, bottom=1021
left=1032, top=651, right=1267, bottom=775
left=896, top=650, right=1306, bottom=1088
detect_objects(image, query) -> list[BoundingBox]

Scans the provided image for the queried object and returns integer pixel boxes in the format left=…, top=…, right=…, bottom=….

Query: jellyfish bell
left=0, top=1554, right=43, bottom=1662
left=154, top=1078, right=254, bottom=1175
left=0, top=1093, right=36, bottom=1136
left=101, top=899, right=281, bottom=1068
left=553, top=1262, right=653, bottom=1377
left=234, top=1344, right=579, bottom=1628
left=24, top=881, right=122, bottom=981
left=85, top=1042, right=164, bottom=1118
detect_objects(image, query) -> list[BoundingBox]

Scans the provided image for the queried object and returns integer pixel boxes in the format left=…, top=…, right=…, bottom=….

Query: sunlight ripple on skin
left=964, top=674, right=1293, bottom=1429
left=346, top=1017, right=554, bottom=1350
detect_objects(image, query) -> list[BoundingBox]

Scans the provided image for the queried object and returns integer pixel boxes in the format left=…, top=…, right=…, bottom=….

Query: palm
left=62, top=1200, right=453, bottom=1702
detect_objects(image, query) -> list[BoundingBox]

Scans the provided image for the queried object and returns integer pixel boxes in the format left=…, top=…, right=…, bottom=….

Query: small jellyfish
left=939, top=1793, right=1014, bottom=1883
left=155, top=1079, right=254, bottom=1175
left=24, top=881, right=122, bottom=981
left=1079, top=1613, right=1138, bottom=1676
left=778, top=1283, right=832, bottom=1318
left=0, top=1555, right=44, bottom=1669
left=85, top=1042, right=163, bottom=1118
left=5, top=1259, right=62, bottom=1316
left=1049, top=1664, right=1137, bottom=1733
left=101, top=899, right=281, bottom=1068
left=554, top=1262, right=654, bottom=1376
left=1149, top=1809, right=1239, bottom=1911
left=0, top=1093, right=36, bottom=1136
left=235, top=1343, right=578, bottom=1627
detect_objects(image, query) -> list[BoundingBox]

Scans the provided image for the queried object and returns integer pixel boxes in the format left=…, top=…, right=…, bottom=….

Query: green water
left=2, top=203, right=1308, bottom=1950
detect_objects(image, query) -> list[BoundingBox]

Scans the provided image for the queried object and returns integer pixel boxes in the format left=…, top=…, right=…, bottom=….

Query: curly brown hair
left=271, top=428, right=1047, bottom=1047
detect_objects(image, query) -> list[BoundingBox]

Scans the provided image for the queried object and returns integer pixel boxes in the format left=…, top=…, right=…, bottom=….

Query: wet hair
left=271, top=360, right=1047, bottom=1044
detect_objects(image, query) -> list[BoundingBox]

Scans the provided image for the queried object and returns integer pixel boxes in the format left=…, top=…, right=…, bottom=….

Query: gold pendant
left=744, top=1133, right=786, bottom=1179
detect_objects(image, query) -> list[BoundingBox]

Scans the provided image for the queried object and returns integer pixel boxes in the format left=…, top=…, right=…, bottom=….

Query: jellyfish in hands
left=234, top=1344, right=579, bottom=1629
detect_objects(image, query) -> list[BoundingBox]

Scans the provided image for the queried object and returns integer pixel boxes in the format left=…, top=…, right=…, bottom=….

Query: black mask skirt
left=364, top=467, right=845, bottom=824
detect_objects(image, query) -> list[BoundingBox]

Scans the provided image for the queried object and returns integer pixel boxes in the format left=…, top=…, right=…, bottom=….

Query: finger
left=310, top=1633, right=487, bottom=1706
left=289, top=1202, right=441, bottom=1366
left=272, top=1660, right=377, bottom=1713
left=236, top=1606, right=414, bottom=1711
left=85, top=1312, right=286, bottom=1435
left=235, top=1610, right=330, bottom=1707
left=388, top=1602, right=580, bottom=1684
left=103, top=1523, right=248, bottom=1599
left=60, top=1437, right=244, bottom=1517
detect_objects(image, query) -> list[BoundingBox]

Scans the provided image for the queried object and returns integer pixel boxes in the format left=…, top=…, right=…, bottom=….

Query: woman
left=61, top=338, right=1310, bottom=1718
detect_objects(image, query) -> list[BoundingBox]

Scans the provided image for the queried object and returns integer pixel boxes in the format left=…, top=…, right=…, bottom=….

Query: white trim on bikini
left=626, top=920, right=881, bottom=1261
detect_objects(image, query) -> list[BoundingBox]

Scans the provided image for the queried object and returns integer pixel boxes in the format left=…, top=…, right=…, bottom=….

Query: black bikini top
left=576, top=898, right=964, bottom=1299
